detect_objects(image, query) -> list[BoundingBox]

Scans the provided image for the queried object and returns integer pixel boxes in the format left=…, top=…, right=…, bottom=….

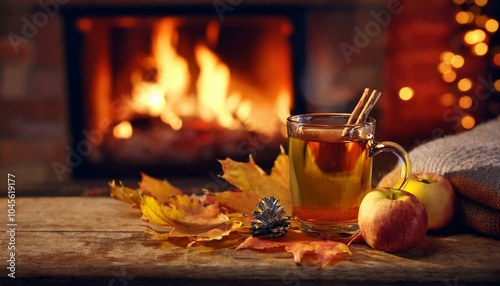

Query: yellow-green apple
left=402, top=173, right=456, bottom=231
left=358, top=188, right=428, bottom=253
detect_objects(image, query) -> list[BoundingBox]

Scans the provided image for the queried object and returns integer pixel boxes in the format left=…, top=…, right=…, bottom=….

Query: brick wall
left=0, top=2, right=69, bottom=190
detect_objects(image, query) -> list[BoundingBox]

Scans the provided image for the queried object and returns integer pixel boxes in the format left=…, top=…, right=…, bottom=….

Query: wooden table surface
left=1, top=197, right=499, bottom=285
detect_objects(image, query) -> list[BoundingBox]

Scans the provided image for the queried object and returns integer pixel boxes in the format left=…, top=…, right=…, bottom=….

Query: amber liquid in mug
left=289, top=131, right=372, bottom=229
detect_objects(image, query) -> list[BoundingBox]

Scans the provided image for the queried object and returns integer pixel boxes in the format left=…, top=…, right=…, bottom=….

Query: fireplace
left=62, top=5, right=306, bottom=179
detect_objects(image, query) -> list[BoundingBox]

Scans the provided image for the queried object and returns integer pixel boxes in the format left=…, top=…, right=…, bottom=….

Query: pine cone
left=250, top=196, right=290, bottom=238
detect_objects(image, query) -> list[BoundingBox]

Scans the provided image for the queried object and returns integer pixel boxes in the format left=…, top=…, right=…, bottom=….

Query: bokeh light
left=459, top=95, right=473, bottom=109
left=438, top=62, right=452, bottom=73
left=493, top=53, right=500, bottom=66
left=464, top=29, right=486, bottom=45
left=461, top=115, right=475, bottom=129
left=440, top=51, right=455, bottom=63
left=472, top=42, right=488, bottom=56
left=456, top=11, right=474, bottom=24
left=474, top=0, right=488, bottom=7
left=399, top=87, right=414, bottom=101
left=450, top=55, right=465, bottom=68
left=494, top=79, right=500, bottom=91
left=474, top=0, right=488, bottom=6
left=485, top=19, right=499, bottom=33
left=442, top=70, right=457, bottom=82
left=457, top=78, right=472, bottom=91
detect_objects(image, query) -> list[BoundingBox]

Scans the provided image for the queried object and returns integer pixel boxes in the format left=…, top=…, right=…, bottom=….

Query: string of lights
left=436, top=0, right=499, bottom=129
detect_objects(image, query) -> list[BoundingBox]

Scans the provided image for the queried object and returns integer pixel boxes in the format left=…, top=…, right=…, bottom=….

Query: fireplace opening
left=62, top=6, right=306, bottom=179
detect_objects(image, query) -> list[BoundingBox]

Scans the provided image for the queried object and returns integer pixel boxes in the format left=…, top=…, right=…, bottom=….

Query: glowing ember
left=113, top=121, right=133, bottom=139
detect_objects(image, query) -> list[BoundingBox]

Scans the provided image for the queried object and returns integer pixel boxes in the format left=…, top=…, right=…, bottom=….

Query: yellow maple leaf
left=212, top=148, right=292, bottom=216
left=109, top=180, right=141, bottom=206
left=139, top=193, right=244, bottom=243
left=110, top=174, right=243, bottom=243
left=146, top=214, right=244, bottom=246
left=140, top=193, right=228, bottom=231
left=110, top=173, right=182, bottom=206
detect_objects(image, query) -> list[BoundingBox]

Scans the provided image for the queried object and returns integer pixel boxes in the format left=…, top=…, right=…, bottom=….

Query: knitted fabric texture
left=379, top=117, right=500, bottom=236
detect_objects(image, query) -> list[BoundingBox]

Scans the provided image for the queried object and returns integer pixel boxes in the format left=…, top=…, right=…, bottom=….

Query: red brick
left=29, top=67, right=65, bottom=97
left=0, top=97, right=66, bottom=120
left=0, top=38, right=33, bottom=63
left=0, top=138, right=66, bottom=165
left=32, top=16, right=64, bottom=67
left=0, top=97, right=67, bottom=138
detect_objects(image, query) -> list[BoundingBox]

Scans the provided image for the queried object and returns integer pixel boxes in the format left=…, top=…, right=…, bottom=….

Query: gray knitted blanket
left=379, top=117, right=500, bottom=236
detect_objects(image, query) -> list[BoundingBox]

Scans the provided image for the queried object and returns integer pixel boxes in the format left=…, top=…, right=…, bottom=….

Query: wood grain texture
left=1, top=197, right=499, bottom=285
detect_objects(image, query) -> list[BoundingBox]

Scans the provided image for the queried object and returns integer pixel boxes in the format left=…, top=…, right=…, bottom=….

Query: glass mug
left=287, top=113, right=411, bottom=241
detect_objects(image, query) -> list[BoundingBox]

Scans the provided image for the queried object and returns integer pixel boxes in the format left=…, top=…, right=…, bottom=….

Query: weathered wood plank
left=0, top=197, right=499, bottom=285
left=0, top=197, right=143, bottom=231
left=2, top=232, right=499, bottom=284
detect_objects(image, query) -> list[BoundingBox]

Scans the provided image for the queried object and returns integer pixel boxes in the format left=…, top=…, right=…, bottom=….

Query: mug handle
left=370, top=140, right=412, bottom=190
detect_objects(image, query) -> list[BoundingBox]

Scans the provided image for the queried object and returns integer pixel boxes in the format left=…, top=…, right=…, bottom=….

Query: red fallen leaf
left=211, top=148, right=292, bottom=217
left=308, top=241, right=351, bottom=268
left=236, top=231, right=351, bottom=268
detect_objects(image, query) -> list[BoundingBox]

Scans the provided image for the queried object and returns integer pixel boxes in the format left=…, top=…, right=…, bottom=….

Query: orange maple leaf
left=139, top=172, right=183, bottom=203
left=211, top=148, right=292, bottom=217
left=236, top=231, right=351, bottom=268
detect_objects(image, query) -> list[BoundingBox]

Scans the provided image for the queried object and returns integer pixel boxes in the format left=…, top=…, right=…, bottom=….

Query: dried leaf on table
left=146, top=213, right=244, bottom=246
left=211, top=148, right=292, bottom=217
left=139, top=172, right=183, bottom=203
left=110, top=174, right=244, bottom=243
left=109, top=180, right=141, bottom=206
left=141, top=193, right=225, bottom=228
left=140, top=193, right=243, bottom=244
left=110, top=173, right=182, bottom=206
left=236, top=231, right=351, bottom=268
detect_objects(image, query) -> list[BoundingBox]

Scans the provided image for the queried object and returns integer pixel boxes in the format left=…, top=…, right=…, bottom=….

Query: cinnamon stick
left=346, top=88, right=370, bottom=125
left=342, top=88, right=381, bottom=136
left=355, top=90, right=381, bottom=123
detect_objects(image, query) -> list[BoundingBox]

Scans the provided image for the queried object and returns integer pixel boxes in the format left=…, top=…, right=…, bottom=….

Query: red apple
left=358, top=187, right=428, bottom=253
left=402, top=173, right=456, bottom=231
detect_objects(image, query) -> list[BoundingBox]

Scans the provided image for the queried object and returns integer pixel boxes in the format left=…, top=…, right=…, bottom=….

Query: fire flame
left=120, top=19, right=290, bottom=139
left=195, top=43, right=233, bottom=127
left=152, top=18, right=190, bottom=104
